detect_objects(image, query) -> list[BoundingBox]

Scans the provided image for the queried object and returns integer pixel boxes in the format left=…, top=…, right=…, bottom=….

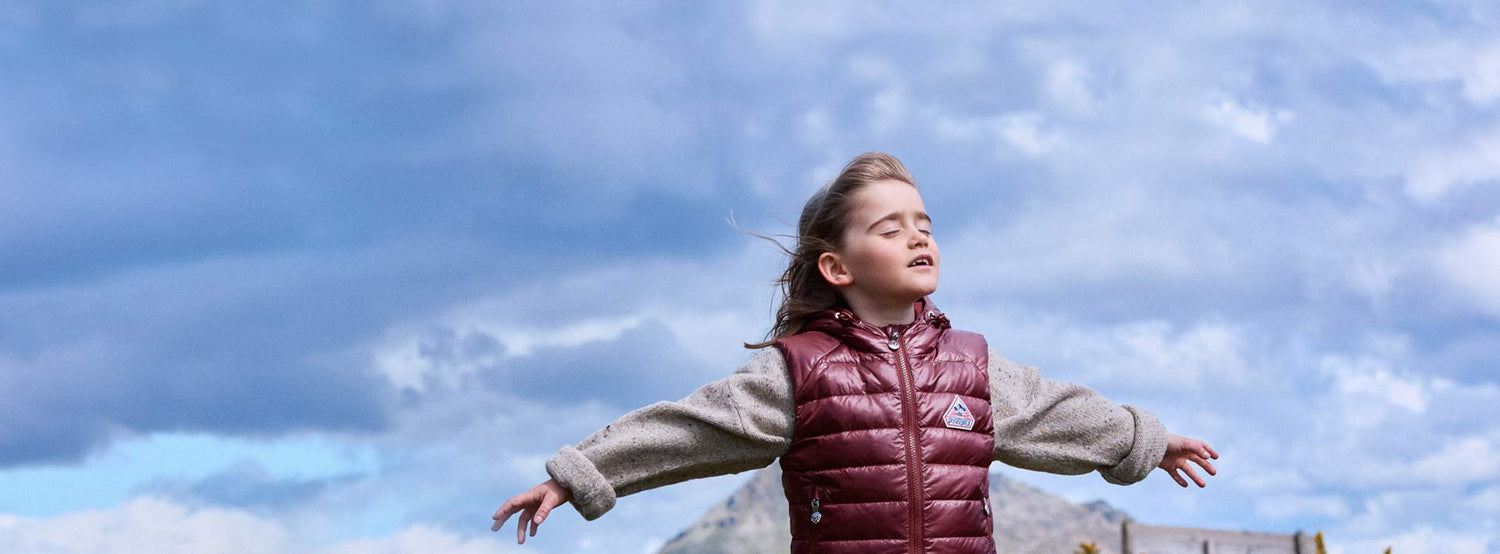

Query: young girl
left=492, top=153, right=1218, bottom=553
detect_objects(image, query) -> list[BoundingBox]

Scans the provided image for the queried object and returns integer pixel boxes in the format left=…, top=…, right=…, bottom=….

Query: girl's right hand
left=1158, top=434, right=1219, bottom=488
left=491, top=478, right=573, bottom=544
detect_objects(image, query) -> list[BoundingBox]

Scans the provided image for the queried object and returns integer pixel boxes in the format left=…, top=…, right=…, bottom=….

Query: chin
left=910, top=283, right=939, bottom=299
left=919, top=276, right=940, bottom=296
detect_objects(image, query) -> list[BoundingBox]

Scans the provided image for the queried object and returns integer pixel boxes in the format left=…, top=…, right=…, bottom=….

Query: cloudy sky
left=2, top=1, right=1498, bottom=553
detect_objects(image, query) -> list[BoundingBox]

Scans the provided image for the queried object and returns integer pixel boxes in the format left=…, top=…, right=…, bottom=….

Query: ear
left=817, top=252, right=854, bottom=287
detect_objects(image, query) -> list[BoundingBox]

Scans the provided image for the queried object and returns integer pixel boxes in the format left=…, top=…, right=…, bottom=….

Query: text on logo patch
left=943, top=395, right=976, bottom=431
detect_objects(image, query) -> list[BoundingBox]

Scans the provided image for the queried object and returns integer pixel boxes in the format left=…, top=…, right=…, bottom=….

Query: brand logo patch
left=943, top=395, right=976, bottom=431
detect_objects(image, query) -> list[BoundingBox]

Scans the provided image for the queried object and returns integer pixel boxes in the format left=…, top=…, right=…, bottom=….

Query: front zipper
left=835, top=310, right=931, bottom=553
left=889, top=326, right=924, bottom=554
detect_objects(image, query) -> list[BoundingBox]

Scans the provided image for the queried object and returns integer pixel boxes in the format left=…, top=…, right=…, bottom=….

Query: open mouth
left=908, top=255, right=934, bottom=268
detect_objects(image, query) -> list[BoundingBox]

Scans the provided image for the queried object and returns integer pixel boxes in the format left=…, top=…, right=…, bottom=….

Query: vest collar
left=802, top=297, right=952, bottom=354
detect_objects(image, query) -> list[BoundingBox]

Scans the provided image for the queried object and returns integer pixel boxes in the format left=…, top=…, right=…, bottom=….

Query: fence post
left=1121, top=520, right=1134, bottom=554
left=1293, top=531, right=1306, bottom=554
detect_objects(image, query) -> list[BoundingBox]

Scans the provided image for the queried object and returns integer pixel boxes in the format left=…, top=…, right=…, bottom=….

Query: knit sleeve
left=987, top=349, right=1168, bottom=485
left=544, top=348, right=795, bottom=520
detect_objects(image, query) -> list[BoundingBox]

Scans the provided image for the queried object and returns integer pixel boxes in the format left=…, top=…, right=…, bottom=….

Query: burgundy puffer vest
left=774, top=299, right=995, bottom=554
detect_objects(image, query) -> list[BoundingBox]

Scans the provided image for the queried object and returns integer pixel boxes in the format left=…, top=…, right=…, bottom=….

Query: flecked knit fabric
left=545, top=348, right=1168, bottom=521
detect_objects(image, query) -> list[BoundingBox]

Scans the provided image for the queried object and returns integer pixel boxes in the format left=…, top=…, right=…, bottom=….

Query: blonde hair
left=746, top=152, right=918, bottom=349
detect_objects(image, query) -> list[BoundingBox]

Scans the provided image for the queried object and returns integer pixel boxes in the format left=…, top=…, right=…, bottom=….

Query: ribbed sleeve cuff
left=545, top=445, right=616, bottom=520
left=1100, top=405, right=1169, bottom=485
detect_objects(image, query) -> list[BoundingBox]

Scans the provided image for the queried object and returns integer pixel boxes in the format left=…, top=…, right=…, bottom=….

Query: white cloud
left=1332, top=526, right=1491, bottom=554
left=1345, top=258, right=1399, bottom=308
left=1302, top=350, right=1500, bottom=491
left=0, top=497, right=290, bottom=554
left=746, top=0, right=861, bottom=49
left=939, top=183, right=1242, bottom=298
left=1368, top=37, right=1500, bottom=109
left=1409, top=436, right=1500, bottom=484
left=0, top=497, right=530, bottom=554
left=1203, top=99, right=1293, bottom=144
left=1063, top=320, right=1251, bottom=389
left=867, top=86, right=908, bottom=135
left=1322, top=355, right=1432, bottom=417
left=1044, top=59, right=1099, bottom=116
left=844, top=55, right=908, bottom=135
left=797, top=107, right=834, bottom=146
left=1437, top=217, right=1500, bottom=317
left=370, top=246, right=782, bottom=393
left=322, top=525, right=528, bottom=554
left=993, top=112, right=1063, bottom=157
left=1406, top=131, right=1500, bottom=202
left=1467, top=484, right=1500, bottom=512
left=960, top=310, right=1253, bottom=393
left=1462, top=46, right=1500, bottom=105
left=1252, top=492, right=1351, bottom=520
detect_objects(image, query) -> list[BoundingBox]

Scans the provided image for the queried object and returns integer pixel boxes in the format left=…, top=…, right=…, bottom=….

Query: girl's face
left=826, top=179, right=940, bottom=307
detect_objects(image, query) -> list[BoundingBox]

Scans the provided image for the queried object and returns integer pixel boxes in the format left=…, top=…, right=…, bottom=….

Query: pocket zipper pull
left=810, top=498, right=822, bottom=524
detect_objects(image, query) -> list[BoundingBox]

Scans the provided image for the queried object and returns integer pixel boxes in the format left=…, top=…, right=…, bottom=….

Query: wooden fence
left=1122, top=521, right=1319, bottom=554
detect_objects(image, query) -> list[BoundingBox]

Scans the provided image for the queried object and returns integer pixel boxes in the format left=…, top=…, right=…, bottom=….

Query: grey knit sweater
left=545, top=348, right=1169, bottom=521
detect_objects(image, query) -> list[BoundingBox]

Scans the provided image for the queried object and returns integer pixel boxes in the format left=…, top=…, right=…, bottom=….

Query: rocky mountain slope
left=658, top=465, right=1130, bottom=554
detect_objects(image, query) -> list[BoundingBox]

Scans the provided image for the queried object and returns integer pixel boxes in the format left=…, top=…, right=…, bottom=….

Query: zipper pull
left=981, top=486, right=991, bottom=516
left=810, top=497, right=822, bottom=524
left=887, top=328, right=900, bottom=350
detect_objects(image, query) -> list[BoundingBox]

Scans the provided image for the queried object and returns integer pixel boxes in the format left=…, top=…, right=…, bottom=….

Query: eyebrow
left=865, top=211, right=932, bottom=232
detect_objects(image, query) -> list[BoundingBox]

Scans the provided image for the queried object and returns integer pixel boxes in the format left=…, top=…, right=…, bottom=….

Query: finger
left=1194, top=455, right=1218, bottom=476
left=491, top=499, right=521, bottom=533
left=534, top=505, right=550, bottom=528
left=494, top=492, right=533, bottom=521
left=518, top=508, right=533, bottom=544
left=1182, top=464, right=1206, bottom=488
left=1168, top=466, right=1188, bottom=487
left=1205, top=444, right=1220, bottom=459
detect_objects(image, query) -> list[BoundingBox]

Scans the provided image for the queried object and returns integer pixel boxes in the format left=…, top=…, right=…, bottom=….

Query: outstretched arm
left=988, top=349, right=1169, bottom=484
left=1159, top=434, right=1219, bottom=487
left=489, top=348, right=794, bottom=540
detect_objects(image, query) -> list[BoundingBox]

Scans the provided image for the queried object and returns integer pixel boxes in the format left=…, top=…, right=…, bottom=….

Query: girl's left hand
left=491, top=478, right=573, bottom=544
left=1158, top=434, right=1219, bottom=488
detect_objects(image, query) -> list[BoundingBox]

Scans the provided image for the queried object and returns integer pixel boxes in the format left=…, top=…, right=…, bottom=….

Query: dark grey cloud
left=393, top=319, right=712, bottom=412
left=0, top=2, right=764, bottom=466
left=0, top=253, right=402, bottom=466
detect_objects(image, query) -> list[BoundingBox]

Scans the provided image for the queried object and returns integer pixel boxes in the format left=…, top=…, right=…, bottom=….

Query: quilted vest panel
left=775, top=299, right=996, bottom=554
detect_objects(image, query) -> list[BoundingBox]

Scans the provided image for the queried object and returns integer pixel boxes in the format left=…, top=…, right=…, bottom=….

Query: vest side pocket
left=790, top=484, right=825, bottom=543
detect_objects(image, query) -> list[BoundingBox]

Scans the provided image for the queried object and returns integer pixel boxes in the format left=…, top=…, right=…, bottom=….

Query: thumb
left=534, top=493, right=559, bottom=524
